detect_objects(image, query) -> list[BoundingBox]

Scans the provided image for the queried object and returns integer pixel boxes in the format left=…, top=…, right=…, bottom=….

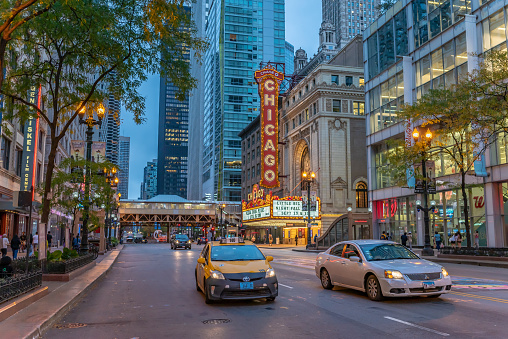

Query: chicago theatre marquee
left=241, top=40, right=373, bottom=245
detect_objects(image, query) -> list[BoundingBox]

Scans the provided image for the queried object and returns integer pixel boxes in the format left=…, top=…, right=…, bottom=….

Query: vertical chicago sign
left=255, top=65, right=284, bottom=188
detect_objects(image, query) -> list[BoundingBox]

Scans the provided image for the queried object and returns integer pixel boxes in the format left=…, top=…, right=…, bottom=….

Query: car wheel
left=427, top=294, right=442, bottom=298
left=204, top=279, right=213, bottom=304
left=320, top=268, right=333, bottom=290
left=266, top=297, right=276, bottom=302
left=366, top=275, right=383, bottom=301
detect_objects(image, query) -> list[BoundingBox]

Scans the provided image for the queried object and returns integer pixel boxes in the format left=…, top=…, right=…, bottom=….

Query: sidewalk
left=0, top=245, right=123, bottom=338
left=257, top=243, right=307, bottom=250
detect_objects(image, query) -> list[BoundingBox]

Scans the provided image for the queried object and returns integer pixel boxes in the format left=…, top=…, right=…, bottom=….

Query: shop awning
left=0, top=201, right=38, bottom=214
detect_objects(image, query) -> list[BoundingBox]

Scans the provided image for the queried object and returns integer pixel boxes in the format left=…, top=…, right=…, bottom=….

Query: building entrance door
left=352, top=224, right=370, bottom=240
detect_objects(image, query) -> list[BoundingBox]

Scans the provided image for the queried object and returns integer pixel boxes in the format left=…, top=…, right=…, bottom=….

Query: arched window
left=356, top=182, right=368, bottom=208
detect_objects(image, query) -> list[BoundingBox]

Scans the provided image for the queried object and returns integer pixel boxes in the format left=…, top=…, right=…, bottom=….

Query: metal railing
left=0, top=257, right=42, bottom=304
left=45, top=251, right=96, bottom=274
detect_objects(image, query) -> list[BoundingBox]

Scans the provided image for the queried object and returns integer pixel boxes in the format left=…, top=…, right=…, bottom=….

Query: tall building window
left=332, top=100, right=341, bottom=112
left=1, top=137, right=11, bottom=170
left=331, top=75, right=339, bottom=84
left=356, top=182, right=368, bottom=208
left=353, top=102, right=365, bottom=115
left=346, top=76, right=353, bottom=86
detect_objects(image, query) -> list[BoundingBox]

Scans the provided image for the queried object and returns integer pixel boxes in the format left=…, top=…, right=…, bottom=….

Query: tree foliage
left=387, top=51, right=508, bottom=248
left=1, top=0, right=206, bottom=226
left=43, top=157, right=118, bottom=231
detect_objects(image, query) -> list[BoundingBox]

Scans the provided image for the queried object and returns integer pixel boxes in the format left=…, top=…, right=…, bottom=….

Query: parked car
left=315, top=240, right=452, bottom=301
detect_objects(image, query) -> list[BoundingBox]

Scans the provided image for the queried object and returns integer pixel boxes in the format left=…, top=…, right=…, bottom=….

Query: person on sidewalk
left=450, top=233, right=457, bottom=249
left=380, top=231, right=387, bottom=240
left=407, top=232, right=413, bottom=250
left=401, top=232, right=408, bottom=247
left=1, top=234, right=9, bottom=257
left=475, top=230, right=480, bottom=249
left=295, top=234, right=298, bottom=246
left=10, top=234, right=21, bottom=259
left=33, top=232, right=39, bottom=252
left=47, top=231, right=53, bottom=249
left=435, top=231, right=442, bottom=250
left=456, top=231, right=462, bottom=249
left=314, top=233, right=318, bottom=244
left=20, top=232, right=26, bottom=253
left=269, top=234, right=273, bottom=246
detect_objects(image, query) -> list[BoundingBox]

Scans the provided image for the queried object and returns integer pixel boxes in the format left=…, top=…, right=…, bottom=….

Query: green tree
left=45, top=157, right=118, bottom=238
left=375, top=0, right=397, bottom=15
left=389, top=78, right=502, bottom=248
left=1, top=0, right=206, bottom=227
left=0, top=0, right=56, bottom=91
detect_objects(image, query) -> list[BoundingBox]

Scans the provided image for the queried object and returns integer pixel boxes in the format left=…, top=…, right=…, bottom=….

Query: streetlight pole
left=302, top=171, right=316, bottom=249
left=78, top=104, right=104, bottom=253
left=413, top=128, right=434, bottom=256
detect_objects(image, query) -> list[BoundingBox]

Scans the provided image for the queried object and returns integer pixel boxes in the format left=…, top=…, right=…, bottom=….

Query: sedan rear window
left=360, top=243, right=419, bottom=261
left=210, top=245, right=265, bottom=261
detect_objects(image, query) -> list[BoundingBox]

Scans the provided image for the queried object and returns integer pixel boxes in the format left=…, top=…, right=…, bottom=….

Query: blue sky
left=120, top=0, right=321, bottom=199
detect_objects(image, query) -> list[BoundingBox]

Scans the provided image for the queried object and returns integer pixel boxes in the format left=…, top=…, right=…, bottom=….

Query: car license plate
left=423, top=281, right=435, bottom=289
left=240, top=282, right=254, bottom=290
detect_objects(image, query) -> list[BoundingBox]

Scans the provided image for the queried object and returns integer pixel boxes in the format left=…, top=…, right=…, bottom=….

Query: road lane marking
left=450, top=291, right=508, bottom=304
left=384, top=316, right=450, bottom=337
left=279, top=283, right=294, bottom=289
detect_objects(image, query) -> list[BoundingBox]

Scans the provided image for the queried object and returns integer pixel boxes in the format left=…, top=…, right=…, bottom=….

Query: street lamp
left=77, top=103, right=105, bottom=253
left=413, top=127, right=434, bottom=256
left=302, top=171, right=316, bottom=249
left=219, top=203, right=226, bottom=237
left=104, top=167, right=119, bottom=247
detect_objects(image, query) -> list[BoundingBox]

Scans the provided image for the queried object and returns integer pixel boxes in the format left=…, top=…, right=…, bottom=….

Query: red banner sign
left=255, top=66, right=284, bottom=188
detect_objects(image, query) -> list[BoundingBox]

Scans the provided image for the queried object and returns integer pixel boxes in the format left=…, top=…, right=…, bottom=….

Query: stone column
left=484, top=182, right=504, bottom=247
left=99, top=226, right=106, bottom=254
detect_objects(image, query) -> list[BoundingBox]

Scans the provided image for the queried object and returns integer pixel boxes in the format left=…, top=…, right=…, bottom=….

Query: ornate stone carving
left=342, top=100, right=349, bottom=113
left=331, top=176, right=348, bottom=189
left=328, top=118, right=347, bottom=131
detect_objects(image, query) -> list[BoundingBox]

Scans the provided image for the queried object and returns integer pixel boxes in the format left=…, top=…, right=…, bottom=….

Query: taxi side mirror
left=197, top=257, right=206, bottom=264
left=266, top=256, right=273, bottom=262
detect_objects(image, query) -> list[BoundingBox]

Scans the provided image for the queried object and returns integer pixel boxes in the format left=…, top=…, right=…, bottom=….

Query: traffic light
left=211, top=227, right=215, bottom=232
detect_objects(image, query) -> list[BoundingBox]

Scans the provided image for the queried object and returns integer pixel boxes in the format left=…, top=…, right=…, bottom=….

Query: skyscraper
left=189, top=0, right=286, bottom=202
left=118, top=136, right=130, bottom=198
left=187, top=0, right=208, bottom=201
left=322, top=0, right=380, bottom=49
left=285, top=41, right=295, bottom=76
left=140, top=159, right=157, bottom=200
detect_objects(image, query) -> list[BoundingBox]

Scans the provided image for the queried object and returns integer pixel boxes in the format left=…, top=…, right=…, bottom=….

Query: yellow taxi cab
left=195, top=237, right=278, bottom=304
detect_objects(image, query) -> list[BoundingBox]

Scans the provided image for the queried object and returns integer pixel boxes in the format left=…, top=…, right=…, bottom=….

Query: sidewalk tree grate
left=202, top=319, right=231, bottom=325
left=55, top=323, right=88, bottom=329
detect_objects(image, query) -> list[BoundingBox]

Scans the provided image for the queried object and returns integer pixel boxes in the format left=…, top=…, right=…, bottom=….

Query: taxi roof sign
left=219, top=237, right=245, bottom=244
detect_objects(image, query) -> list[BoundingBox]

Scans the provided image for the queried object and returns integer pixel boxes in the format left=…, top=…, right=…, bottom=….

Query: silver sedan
left=314, top=240, right=452, bottom=301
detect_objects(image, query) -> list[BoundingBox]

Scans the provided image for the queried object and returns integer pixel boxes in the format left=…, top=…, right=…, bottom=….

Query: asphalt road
left=44, top=244, right=508, bottom=339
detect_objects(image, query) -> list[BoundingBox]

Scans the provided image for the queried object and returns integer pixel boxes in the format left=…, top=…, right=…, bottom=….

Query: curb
left=423, top=257, right=508, bottom=269
left=26, top=246, right=123, bottom=339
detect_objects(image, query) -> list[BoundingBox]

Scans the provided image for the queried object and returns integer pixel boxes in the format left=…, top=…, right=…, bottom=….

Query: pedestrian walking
left=456, top=231, right=462, bottom=249
left=72, top=236, right=80, bottom=250
left=33, top=232, right=39, bottom=252
left=387, top=233, right=392, bottom=241
left=475, top=230, right=480, bottom=249
left=47, top=231, right=53, bottom=249
left=269, top=234, right=273, bottom=246
left=1, top=234, right=9, bottom=257
left=450, top=233, right=457, bottom=249
left=380, top=231, right=387, bottom=240
left=295, top=234, right=298, bottom=245
left=10, top=234, right=21, bottom=259
left=314, top=233, right=318, bottom=244
left=401, top=232, right=408, bottom=247
left=407, top=232, right=413, bottom=250
left=434, top=231, right=442, bottom=250
left=20, top=232, right=26, bottom=253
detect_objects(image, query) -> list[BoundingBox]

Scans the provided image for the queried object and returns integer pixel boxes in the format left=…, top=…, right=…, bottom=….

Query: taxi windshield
left=175, top=235, right=189, bottom=240
left=210, top=245, right=265, bottom=261
left=360, top=243, right=419, bottom=261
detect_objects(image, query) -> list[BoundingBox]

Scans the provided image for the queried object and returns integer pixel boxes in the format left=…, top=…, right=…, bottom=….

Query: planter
left=0, top=271, right=43, bottom=304
left=45, top=253, right=95, bottom=274
left=440, top=247, right=508, bottom=257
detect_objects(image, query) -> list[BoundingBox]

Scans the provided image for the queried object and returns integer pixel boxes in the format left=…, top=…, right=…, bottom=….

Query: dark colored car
left=171, top=234, right=191, bottom=250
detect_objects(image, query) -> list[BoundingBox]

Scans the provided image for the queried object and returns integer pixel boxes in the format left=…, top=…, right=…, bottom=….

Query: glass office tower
left=200, top=0, right=285, bottom=201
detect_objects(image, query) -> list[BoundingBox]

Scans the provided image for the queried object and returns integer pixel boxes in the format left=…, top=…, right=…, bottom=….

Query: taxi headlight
left=210, top=270, right=225, bottom=280
left=441, top=267, right=449, bottom=277
left=265, top=268, right=276, bottom=278
left=188, top=240, right=191, bottom=243
left=384, top=270, right=404, bottom=279
left=175, top=240, right=179, bottom=243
